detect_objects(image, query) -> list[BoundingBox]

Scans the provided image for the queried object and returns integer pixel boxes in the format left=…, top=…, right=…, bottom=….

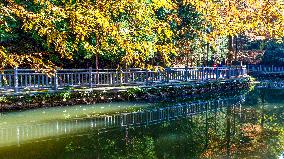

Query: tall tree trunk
left=186, top=51, right=189, bottom=67
left=228, top=35, right=234, bottom=65
left=206, top=42, right=209, bottom=66
left=235, top=35, right=238, bottom=61
left=186, top=45, right=189, bottom=67
left=96, top=51, right=99, bottom=70
left=95, top=34, right=99, bottom=70
left=95, top=32, right=99, bottom=84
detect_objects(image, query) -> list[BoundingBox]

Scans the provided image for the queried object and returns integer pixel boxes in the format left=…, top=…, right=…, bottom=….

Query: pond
left=0, top=88, right=283, bottom=159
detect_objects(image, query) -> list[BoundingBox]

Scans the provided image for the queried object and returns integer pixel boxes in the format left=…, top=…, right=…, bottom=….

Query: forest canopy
left=0, top=0, right=283, bottom=69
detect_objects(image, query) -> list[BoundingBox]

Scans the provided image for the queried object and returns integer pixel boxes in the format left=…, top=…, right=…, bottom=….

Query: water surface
left=0, top=88, right=283, bottom=159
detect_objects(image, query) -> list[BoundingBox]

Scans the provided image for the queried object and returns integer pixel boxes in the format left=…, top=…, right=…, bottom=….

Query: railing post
left=201, top=66, right=204, bottom=81
left=120, top=115, right=124, bottom=127
left=166, top=68, right=170, bottom=83
left=206, top=67, right=209, bottom=80
left=89, top=67, right=93, bottom=88
left=227, top=67, right=231, bottom=79
left=110, top=72, right=113, bottom=85
left=14, top=67, right=19, bottom=93
left=158, top=69, right=162, bottom=82
left=242, top=66, right=246, bottom=76
left=54, top=68, right=58, bottom=91
left=184, top=66, right=188, bottom=81
left=145, top=69, right=149, bottom=85
left=120, top=69, right=123, bottom=84
left=216, top=66, right=219, bottom=80
left=125, top=69, right=129, bottom=84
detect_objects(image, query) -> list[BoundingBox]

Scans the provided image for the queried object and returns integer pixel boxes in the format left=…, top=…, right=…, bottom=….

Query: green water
left=0, top=89, right=283, bottom=159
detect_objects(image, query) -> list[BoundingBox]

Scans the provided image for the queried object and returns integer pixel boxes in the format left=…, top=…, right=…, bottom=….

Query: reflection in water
left=0, top=89, right=283, bottom=159
left=0, top=96, right=244, bottom=147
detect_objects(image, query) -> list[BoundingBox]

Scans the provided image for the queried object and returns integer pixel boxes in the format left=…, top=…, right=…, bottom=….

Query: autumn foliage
left=0, top=0, right=283, bottom=69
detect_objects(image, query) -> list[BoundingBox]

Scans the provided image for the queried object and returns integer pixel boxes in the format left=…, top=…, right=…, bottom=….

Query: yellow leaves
left=164, top=29, right=172, bottom=38
left=0, top=46, right=9, bottom=68
left=83, top=42, right=96, bottom=53
left=185, top=0, right=284, bottom=41
left=157, top=27, right=162, bottom=34
left=94, top=10, right=110, bottom=29
left=156, top=22, right=173, bottom=39
left=33, top=0, right=47, bottom=6
left=3, top=0, right=176, bottom=69
left=152, top=0, right=175, bottom=10
left=0, top=46, right=54, bottom=70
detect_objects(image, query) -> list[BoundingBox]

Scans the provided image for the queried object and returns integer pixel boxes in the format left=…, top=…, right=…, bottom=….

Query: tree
left=0, top=2, right=54, bottom=70
left=185, top=0, right=284, bottom=64
left=262, top=39, right=284, bottom=66
left=1, top=0, right=176, bottom=69
left=168, top=2, right=205, bottom=66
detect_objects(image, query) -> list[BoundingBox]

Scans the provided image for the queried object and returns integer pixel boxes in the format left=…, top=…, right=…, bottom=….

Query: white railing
left=0, top=66, right=247, bottom=93
left=248, top=65, right=284, bottom=73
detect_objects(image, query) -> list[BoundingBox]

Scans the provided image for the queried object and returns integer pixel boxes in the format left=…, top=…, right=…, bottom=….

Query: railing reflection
left=0, top=96, right=245, bottom=147
left=256, top=81, right=284, bottom=89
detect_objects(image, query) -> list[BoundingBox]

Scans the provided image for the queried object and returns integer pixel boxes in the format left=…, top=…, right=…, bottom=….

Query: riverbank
left=0, top=78, right=251, bottom=112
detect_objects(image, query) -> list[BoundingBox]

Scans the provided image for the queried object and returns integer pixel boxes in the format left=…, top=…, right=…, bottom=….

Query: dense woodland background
left=0, top=0, right=283, bottom=70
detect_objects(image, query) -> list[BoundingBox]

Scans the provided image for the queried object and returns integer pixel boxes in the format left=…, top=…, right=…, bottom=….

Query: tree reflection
left=64, top=89, right=283, bottom=159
